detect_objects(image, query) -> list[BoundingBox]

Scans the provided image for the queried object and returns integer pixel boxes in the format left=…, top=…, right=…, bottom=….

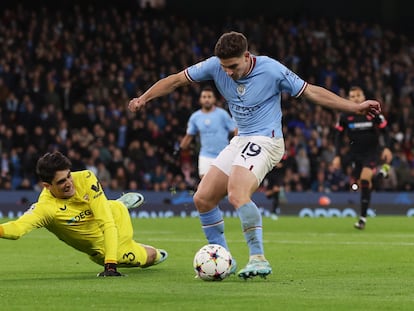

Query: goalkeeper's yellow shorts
left=89, top=200, right=149, bottom=267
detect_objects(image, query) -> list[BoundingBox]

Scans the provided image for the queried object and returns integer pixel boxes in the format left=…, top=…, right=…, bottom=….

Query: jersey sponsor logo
left=348, top=121, right=373, bottom=130
left=67, top=209, right=92, bottom=224
left=230, top=102, right=262, bottom=117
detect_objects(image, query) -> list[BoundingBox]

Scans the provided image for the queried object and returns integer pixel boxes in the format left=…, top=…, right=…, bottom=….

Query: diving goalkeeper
left=0, top=151, right=168, bottom=277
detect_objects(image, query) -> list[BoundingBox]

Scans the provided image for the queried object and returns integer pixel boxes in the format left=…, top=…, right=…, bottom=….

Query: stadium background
left=1, top=1, right=413, bottom=29
left=0, top=0, right=414, bottom=216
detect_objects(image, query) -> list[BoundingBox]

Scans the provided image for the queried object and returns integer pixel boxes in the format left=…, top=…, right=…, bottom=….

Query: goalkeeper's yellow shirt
left=0, top=170, right=119, bottom=264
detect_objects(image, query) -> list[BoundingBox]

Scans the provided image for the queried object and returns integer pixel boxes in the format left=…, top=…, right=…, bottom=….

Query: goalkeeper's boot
left=117, top=192, right=145, bottom=209
left=354, top=218, right=366, bottom=230
left=238, top=257, right=272, bottom=279
left=153, top=249, right=168, bottom=265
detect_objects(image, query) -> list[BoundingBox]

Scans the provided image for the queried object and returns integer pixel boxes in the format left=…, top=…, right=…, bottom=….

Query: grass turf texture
left=1, top=216, right=413, bottom=311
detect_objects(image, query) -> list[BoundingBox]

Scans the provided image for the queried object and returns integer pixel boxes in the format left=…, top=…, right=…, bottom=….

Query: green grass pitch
left=1, top=216, right=413, bottom=311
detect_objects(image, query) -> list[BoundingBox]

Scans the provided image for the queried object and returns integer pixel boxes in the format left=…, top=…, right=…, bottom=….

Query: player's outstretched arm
left=128, top=71, right=190, bottom=112
left=302, top=84, right=381, bottom=116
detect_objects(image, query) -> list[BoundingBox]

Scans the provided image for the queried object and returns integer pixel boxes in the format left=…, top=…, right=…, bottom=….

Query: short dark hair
left=349, top=86, right=364, bottom=93
left=214, top=31, right=248, bottom=59
left=36, top=151, right=72, bottom=184
left=200, top=85, right=216, bottom=95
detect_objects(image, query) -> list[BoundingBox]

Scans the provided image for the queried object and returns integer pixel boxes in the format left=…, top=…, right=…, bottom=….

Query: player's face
left=45, top=169, right=75, bottom=199
left=199, top=90, right=216, bottom=111
left=348, top=89, right=366, bottom=104
left=219, top=52, right=251, bottom=80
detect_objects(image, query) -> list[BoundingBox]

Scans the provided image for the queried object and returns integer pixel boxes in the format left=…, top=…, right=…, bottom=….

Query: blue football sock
left=238, top=201, right=263, bottom=256
left=199, top=206, right=228, bottom=250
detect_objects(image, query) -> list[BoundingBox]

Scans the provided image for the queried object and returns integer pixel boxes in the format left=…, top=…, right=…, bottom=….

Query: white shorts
left=198, top=155, right=215, bottom=177
left=212, top=136, right=285, bottom=185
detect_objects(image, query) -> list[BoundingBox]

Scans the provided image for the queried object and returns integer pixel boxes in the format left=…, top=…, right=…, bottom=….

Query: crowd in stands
left=0, top=4, right=413, bottom=194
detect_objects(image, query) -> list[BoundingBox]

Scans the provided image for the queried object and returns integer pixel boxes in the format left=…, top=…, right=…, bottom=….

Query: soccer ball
left=193, top=244, right=232, bottom=281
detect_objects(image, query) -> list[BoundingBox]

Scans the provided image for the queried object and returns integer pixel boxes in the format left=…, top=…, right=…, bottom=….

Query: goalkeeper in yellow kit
left=0, top=151, right=168, bottom=277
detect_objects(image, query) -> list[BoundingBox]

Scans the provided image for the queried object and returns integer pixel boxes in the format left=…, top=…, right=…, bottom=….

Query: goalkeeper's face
left=45, top=169, right=75, bottom=199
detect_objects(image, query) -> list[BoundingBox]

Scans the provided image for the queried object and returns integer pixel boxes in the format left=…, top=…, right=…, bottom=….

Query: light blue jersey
left=187, top=107, right=236, bottom=158
left=185, top=55, right=307, bottom=138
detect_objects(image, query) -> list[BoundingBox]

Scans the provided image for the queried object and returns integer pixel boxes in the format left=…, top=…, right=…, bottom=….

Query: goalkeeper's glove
left=97, top=263, right=123, bottom=277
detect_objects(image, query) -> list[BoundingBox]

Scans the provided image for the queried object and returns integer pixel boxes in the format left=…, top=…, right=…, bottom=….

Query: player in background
left=128, top=31, right=381, bottom=279
left=0, top=151, right=168, bottom=276
left=263, top=153, right=288, bottom=220
left=178, top=85, right=237, bottom=180
left=333, top=86, right=392, bottom=230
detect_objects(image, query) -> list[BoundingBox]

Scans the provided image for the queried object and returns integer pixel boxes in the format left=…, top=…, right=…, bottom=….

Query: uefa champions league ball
left=193, top=244, right=232, bottom=281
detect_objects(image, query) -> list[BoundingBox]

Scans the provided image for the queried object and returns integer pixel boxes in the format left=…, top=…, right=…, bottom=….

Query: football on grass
left=193, top=244, right=232, bottom=281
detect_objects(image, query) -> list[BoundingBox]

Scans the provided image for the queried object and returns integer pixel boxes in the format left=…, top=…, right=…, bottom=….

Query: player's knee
left=227, top=193, right=239, bottom=207
left=193, top=191, right=216, bottom=213
left=193, top=192, right=205, bottom=210
left=227, top=191, right=249, bottom=208
left=360, top=179, right=371, bottom=203
left=360, top=179, right=370, bottom=189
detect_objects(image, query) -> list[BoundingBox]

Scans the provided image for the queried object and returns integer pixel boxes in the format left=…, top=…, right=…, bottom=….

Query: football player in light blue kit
left=179, top=85, right=237, bottom=179
left=128, top=31, right=381, bottom=279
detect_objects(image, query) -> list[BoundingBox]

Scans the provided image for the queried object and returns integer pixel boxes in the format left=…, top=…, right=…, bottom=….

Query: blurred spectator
left=151, top=164, right=167, bottom=191
left=403, top=168, right=414, bottom=191
left=96, top=160, right=111, bottom=189
left=10, top=148, right=22, bottom=189
left=325, top=161, right=349, bottom=192
left=311, top=168, right=330, bottom=193
left=107, top=147, right=125, bottom=177
left=16, top=177, right=34, bottom=190
left=112, top=166, right=129, bottom=191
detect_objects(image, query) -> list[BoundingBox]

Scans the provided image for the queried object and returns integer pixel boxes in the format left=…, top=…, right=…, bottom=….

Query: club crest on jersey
left=237, top=84, right=246, bottom=96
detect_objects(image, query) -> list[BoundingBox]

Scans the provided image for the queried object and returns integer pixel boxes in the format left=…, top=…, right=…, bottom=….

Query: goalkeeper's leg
left=115, top=242, right=168, bottom=268
left=111, top=201, right=168, bottom=268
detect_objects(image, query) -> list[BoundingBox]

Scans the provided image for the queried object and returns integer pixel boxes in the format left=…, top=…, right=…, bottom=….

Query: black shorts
left=350, top=151, right=381, bottom=179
